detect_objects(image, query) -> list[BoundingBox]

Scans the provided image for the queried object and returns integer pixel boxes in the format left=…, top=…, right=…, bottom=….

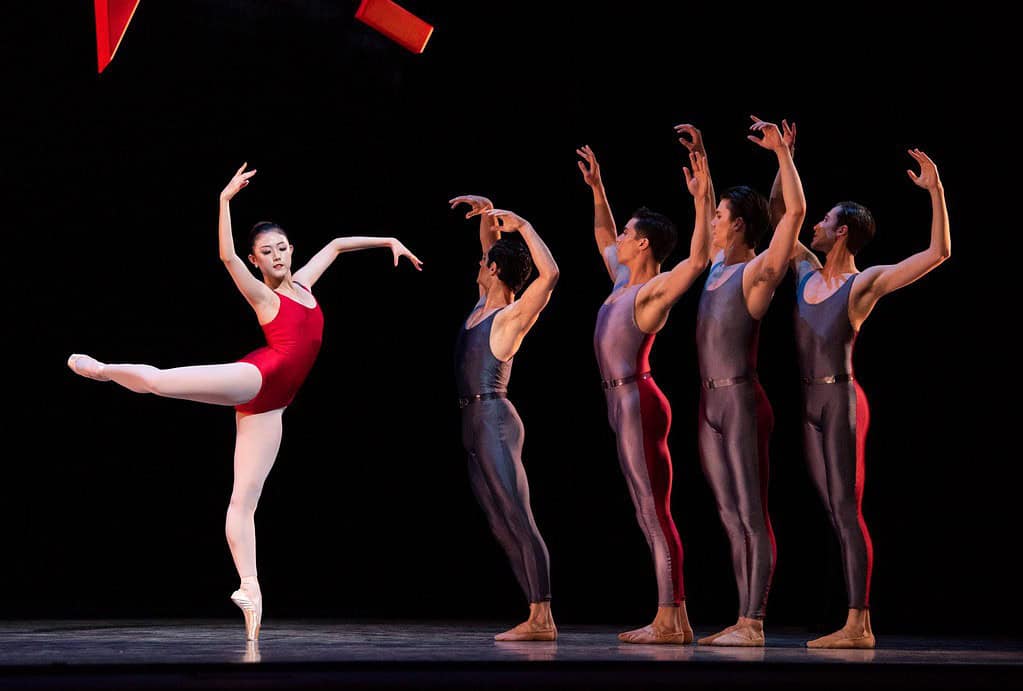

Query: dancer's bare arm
left=293, top=236, right=422, bottom=289
left=769, top=119, right=798, bottom=228
left=768, top=123, right=821, bottom=278
left=219, top=163, right=277, bottom=310
left=486, top=209, right=559, bottom=351
left=789, top=240, right=822, bottom=284
left=450, top=194, right=498, bottom=298
left=636, top=151, right=712, bottom=332
left=746, top=116, right=807, bottom=316
left=577, top=145, right=626, bottom=285
left=850, top=149, right=950, bottom=325
left=675, top=123, right=717, bottom=210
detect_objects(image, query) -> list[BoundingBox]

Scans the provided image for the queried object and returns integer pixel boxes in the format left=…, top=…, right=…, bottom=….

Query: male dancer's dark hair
left=488, top=238, right=534, bottom=293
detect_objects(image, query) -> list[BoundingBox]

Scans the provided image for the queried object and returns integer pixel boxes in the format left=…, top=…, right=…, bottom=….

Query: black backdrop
left=4, top=1, right=1013, bottom=636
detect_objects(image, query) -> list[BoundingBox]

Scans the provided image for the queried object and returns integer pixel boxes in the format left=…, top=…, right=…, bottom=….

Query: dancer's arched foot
left=495, top=602, right=557, bottom=641
left=67, top=354, right=109, bottom=381
left=618, top=624, right=694, bottom=645
left=807, top=609, right=874, bottom=649
left=806, top=629, right=875, bottom=649
left=697, top=621, right=739, bottom=645
left=619, top=604, right=694, bottom=645
left=701, top=618, right=764, bottom=647
left=494, top=621, right=557, bottom=642
left=230, top=578, right=262, bottom=641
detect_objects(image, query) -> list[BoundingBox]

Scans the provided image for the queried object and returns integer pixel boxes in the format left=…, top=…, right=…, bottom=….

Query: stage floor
left=1, top=620, right=1020, bottom=689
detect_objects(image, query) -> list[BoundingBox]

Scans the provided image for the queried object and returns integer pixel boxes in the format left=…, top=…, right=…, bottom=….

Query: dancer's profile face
left=477, top=253, right=498, bottom=290
left=810, top=206, right=843, bottom=251
left=249, top=231, right=293, bottom=278
left=616, top=219, right=646, bottom=263
left=711, top=200, right=741, bottom=250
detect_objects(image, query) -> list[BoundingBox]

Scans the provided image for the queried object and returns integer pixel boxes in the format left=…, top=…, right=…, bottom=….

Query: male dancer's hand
left=683, top=151, right=709, bottom=200
left=906, top=149, right=942, bottom=191
left=221, top=162, right=256, bottom=202
left=576, top=145, right=603, bottom=188
left=747, top=115, right=786, bottom=152
left=485, top=209, right=529, bottom=232
left=674, top=124, right=706, bottom=154
left=449, top=195, right=494, bottom=218
left=781, top=119, right=797, bottom=155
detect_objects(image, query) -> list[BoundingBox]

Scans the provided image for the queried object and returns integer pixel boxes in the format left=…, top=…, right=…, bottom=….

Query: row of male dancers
left=68, top=116, right=949, bottom=647
left=453, top=117, right=949, bottom=648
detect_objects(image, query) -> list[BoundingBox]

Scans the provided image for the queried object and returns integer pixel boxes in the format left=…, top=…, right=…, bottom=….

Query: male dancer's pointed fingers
left=750, top=114, right=764, bottom=124
left=912, top=148, right=934, bottom=165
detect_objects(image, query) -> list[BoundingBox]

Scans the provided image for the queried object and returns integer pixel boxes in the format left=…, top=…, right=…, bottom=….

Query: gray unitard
left=455, top=308, right=551, bottom=603
left=795, top=261, right=873, bottom=609
left=595, top=283, right=685, bottom=606
left=695, top=261, right=776, bottom=620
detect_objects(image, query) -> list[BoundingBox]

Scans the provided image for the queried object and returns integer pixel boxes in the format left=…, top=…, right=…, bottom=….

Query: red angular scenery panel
left=355, top=0, right=434, bottom=54
left=95, top=0, right=141, bottom=72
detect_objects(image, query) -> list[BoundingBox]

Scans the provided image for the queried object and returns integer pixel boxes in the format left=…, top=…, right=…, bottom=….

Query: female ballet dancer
left=67, top=163, right=422, bottom=640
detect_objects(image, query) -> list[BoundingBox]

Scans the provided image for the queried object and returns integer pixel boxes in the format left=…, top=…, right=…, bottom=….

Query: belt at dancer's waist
left=457, top=392, right=508, bottom=409
left=601, top=371, right=652, bottom=391
left=802, top=374, right=855, bottom=385
left=702, top=374, right=758, bottom=390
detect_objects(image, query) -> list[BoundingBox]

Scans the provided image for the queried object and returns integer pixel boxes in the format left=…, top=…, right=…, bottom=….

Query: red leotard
left=236, top=284, right=324, bottom=414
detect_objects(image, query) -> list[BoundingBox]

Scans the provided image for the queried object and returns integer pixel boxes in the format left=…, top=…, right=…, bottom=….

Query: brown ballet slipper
left=697, top=622, right=740, bottom=645
left=494, top=621, right=558, bottom=642
left=807, top=630, right=875, bottom=649
left=618, top=624, right=694, bottom=645
left=701, top=619, right=764, bottom=647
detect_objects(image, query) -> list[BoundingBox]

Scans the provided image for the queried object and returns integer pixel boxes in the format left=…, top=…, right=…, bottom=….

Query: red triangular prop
left=94, top=0, right=141, bottom=72
left=355, top=0, right=434, bottom=54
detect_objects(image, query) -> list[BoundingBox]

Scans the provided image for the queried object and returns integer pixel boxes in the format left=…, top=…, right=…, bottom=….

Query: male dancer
left=684, top=117, right=806, bottom=646
left=773, top=130, right=950, bottom=648
left=450, top=195, right=559, bottom=641
left=578, top=144, right=712, bottom=644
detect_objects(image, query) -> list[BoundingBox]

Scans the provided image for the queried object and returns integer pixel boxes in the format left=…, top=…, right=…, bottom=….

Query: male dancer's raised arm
left=577, top=145, right=627, bottom=284
left=676, top=123, right=718, bottom=219
left=849, top=150, right=950, bottom=325
left=633, top=151, right=713, bottom=333
left=484, top=209, right=559, bottom=360
left=450, top=194, right=499, bottom=299
left=745, top=116, right=807, bottom=317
